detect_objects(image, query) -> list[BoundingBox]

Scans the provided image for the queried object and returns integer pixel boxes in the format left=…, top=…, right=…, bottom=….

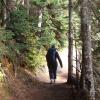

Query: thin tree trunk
left=24, top=0, right=30, bottom=15
left=67, top=0, right=73, bottom=83
left=80, top=0, right=95, bottom=99
left=6, top=0, right=12, bottom=28
left=75, top=40, right=80, bottom=80
left=38, top=9, right=43, bottom=37
left=1, top=0, right=7, bottom=27
left=80, top=47, right=85, bottom=88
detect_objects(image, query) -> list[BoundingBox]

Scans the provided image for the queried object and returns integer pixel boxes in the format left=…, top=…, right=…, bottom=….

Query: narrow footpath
left=0, top=67, right=75, bottom=100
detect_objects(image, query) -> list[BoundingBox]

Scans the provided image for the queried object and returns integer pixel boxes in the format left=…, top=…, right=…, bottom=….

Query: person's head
left=51, top=44, right=55, bottom=48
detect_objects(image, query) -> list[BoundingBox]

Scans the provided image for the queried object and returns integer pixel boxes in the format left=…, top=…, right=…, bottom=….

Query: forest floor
left=0, top=67, right=76, bottom=100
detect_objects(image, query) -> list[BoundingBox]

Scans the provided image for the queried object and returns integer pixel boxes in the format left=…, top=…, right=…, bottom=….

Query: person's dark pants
left=49, top=67, right=57, bottom=79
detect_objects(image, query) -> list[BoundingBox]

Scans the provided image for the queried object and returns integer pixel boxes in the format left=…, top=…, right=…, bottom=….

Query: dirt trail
left=0, top=68, right=75, bottom=100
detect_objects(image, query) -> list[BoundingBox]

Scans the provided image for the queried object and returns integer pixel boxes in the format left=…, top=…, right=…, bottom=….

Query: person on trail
left=46, top=45, right=63, bottom=84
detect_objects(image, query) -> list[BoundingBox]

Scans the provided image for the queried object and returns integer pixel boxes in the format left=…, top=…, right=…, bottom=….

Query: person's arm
left=56, top=51, right=63, bottom=68
left=46, top=52, right=49, bottom=62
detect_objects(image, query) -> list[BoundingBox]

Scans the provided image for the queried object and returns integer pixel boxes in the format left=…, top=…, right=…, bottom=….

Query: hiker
left=46, top=45, right=63, bottom=84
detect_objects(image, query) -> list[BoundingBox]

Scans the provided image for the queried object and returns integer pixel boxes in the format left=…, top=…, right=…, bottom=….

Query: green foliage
left=7, top=6, right=29, bottom=34
left=0, top=28, right=14, bottom=58
left=26, top=34, right=45, bottom=69
left=0, top=29, right=14, bottom=42
left=1, top=0, right=67, bottom=70
left=24, top=0, right=68, bottom=69
left=42, top=6, right=67, bottom=47
left=31, top=0, right=47, bottom=7
left=30, top=1, right=67, bottom=48
left=6, top=5, right=29, bottom=54
left=38, top=31, right=58, bottom=47
left=93, top=32, right=100, bottom=55
left=26, top=48, right=45, bottom=69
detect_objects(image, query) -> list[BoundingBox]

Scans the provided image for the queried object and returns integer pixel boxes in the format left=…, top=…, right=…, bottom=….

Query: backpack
left=46, top=48, right=56, bottom=63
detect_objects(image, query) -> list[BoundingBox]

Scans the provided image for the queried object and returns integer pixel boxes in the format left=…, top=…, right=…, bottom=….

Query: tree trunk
left=38, top=9, right=43, bottom=37
left=24, top=0, right=30, bottom=15
left=75, top=40, right=80, bottom=80
left=67, top=0, right=73, bottom=83
left=1, top=0, right=16, bottom=27
left=1, top=0, right=7, bottom=27
left=80, top=0, right=95, bottom=100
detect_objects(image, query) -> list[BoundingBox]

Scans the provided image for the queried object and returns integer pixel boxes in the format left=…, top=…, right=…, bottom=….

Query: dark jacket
left=46, top=47, right=63, bottom=69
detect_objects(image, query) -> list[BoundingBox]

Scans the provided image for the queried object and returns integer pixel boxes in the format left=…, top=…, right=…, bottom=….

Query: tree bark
left=75, top=40, right=80, bottom=80
left=67, top=0, right=73, bottom=83
left=80, top=0, right=95, bottom=100
left=1, top=0, right=16, bottom=27
left=38, top=9, right=43, bottom=37
left=1, top=0, right=7, bottom=27
left=24, top=0, right=30, bottom=15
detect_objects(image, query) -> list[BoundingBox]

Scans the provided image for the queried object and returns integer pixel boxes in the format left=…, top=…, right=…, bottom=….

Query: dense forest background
left=0, top=0, right=100, bottom=100
left=0, top=0, right=68, bottom=69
